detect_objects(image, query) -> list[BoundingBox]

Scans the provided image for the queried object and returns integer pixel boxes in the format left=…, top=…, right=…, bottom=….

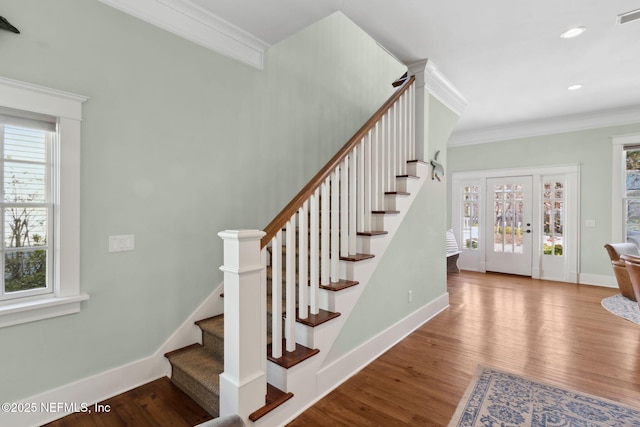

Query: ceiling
left=102, top=0, right=640, bottom=145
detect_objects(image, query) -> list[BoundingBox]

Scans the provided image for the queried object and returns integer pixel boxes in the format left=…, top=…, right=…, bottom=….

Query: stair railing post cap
left=218, top=230, right=266, bottom=240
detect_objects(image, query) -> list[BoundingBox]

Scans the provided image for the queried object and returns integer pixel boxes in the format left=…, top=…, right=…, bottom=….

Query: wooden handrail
left=261, top=75, right=416, bottom=248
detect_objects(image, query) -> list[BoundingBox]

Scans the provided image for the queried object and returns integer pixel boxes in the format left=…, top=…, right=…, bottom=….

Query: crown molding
left=449, top=105, right=640, bottom=147
left=408, top=59, right=468, bottom=116
left=98, top=0, right=270, bottom=69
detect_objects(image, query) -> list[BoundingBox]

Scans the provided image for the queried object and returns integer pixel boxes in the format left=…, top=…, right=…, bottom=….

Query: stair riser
left=171, top=366, right=220, bottom=417
left=201, top=330, right=224, bottom=360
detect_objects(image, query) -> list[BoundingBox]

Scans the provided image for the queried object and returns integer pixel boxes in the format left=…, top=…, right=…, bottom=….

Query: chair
left=604, top=243, right=638, bottom=301
left=621, top=254, right=640, bottom=310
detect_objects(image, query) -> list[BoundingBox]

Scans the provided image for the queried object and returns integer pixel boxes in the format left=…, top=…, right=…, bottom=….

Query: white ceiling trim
left=408, top=60, right=468, bottom=117
left=98, top=0, right=270, bottom=69
left=449, top=106, right=640, bottom=147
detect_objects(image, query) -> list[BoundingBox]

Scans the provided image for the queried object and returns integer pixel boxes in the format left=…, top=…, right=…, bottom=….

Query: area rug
left=601, top=294, right=640, bottom=325
left=448, top=366, right=640, bottom=426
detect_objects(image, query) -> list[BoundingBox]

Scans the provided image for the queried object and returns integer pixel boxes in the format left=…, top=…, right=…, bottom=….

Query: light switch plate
left=109, top=235, right=135, bottom=252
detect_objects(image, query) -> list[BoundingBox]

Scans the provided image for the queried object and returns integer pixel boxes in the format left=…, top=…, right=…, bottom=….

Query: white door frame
left=451, top=164, right=579, bottom=283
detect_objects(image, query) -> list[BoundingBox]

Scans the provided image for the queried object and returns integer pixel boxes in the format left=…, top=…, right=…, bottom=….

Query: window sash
left=0, top=122, right=54, bottom=300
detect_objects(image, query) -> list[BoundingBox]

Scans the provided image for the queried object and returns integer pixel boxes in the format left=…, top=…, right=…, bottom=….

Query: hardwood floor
left=42, top=377, right=213, bottom=427
left=43, top=272, right=640, bottom=426
left=287, top=271, right=640, bottom=426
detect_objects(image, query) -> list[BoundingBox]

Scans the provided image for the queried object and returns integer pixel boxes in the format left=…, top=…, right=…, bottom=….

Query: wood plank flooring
left=43, top=272, right=640, bottom=426
left=42, top=377, right=213, bottom=427
left=287, top=271, right=640, bottom=426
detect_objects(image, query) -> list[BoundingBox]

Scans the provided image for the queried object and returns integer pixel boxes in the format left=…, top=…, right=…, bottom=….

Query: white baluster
left=340, top=158, right=349, bottom=256
left=330, top=169, right=340, bottom=282
left=371, top=123, right=379, bottom=211
left=377, top=120, right=384, bottom=209
left=298, top=203, right=308, bottom=319
left=348, top=152, right=357, bottom=255
left=285, top=219, right=296, bottom=352
left=271, top=232, right=282, bottom=359
left=390, top=103, right=397, bottom=189
left=357, top=140, right=365, bottom=232
left=321, top=180, right=330, bottom=286
left=385, top=109, right=391, bottom=192
left=409, top=83, right=415, bottom=160
left=309, top=189, right=319, bottom=314
left=364, top=131, right=372, bottom=231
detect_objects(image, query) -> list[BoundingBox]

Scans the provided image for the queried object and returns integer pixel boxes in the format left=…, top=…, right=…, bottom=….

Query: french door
left=485, top=176, right=533, bottom=276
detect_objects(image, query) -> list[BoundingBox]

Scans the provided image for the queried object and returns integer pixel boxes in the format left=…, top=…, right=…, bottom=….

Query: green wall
left=448, top=123, right=640, bottom=277
left=326, top=96, right=459, bottom=359
left=0, top=0, right=405, bottom=402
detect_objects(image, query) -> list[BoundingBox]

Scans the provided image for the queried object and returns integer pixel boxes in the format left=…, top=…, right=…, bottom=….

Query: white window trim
left=0, top=76, right=89, bottom=328
left=611, top=133, right=640, bottom=243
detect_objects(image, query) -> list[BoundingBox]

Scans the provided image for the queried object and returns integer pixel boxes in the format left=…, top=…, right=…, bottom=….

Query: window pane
left=4, top=207, right=47, bottom=248
left=4, top=126, right=47, bottom=162
left=4, top=250, right=47, bottom=293
left=462, top=185, right=480, bottom=251
left=4, top=162, right=46, bottom=203
left=543, top=181, right=564, bottom=256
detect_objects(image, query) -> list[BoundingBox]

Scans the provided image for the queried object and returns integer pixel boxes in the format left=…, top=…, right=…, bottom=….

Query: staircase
left=165, top=74, right=427, bottom=425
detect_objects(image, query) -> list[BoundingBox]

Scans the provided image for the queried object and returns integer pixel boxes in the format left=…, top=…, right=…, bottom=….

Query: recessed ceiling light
left=560, top=27, right=586, bottom=38
left=567, top=84, right=583, bottom=91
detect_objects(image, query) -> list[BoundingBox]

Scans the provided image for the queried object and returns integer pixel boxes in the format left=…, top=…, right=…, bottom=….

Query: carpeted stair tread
left=167, top=344, right=223, bottom=417
left=196, top=315, right=224, bottom=359
left=167, top=345, right=223, bottom=391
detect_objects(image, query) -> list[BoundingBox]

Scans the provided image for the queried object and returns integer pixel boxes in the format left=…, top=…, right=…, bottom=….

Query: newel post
left=408, top=59, right=430, bottom=162
left=218, top=230, right=267, bottom=421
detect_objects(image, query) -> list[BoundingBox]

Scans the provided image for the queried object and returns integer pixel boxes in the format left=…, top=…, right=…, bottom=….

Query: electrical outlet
left=585, top=219, right=596, bottom=228
left=408, top=290, right=413, bottom=303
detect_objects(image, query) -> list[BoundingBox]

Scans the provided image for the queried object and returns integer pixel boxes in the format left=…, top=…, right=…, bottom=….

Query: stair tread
left=340, top=253, right=374, bottom=262
left=195, top=314, right=224, bottom=338
left=372, top=210, right=400, bottom=214
left=249, top=384, right=294, bottom=422
left=167, top=345, right=224, bottom=391
left=296, top=308, right=341, bottom=327
left=357, top=230, right=388, bottom=236
left=267, top=341, right=320, bottom=369
left=319, top=279, right=359, bottom=291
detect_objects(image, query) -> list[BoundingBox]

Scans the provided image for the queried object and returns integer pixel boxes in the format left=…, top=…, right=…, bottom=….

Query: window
left=0, top=76, right=88, bottom=327
left=462, top=184, right=479, bottom=250
left=612, top=134, right=640, bottom=246
left=542, top=181, right=564, bottom=256
left=0, top=117, right=54, bottom=300
left=624, top=147, right=640, bottom=246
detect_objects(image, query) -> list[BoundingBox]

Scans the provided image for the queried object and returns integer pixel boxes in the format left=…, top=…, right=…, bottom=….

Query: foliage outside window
left=492, top=184, right=524, bottom=254
left=462, top=185, right=479, bottom=250
left=543, top=182, right=563, bottom=256
left=0, top=123, right=52, bottom=300
left=625, top=149, right=640, bottom=247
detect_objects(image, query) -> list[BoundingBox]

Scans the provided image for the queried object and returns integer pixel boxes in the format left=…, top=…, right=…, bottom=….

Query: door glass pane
left=493, top=183, right=526, bottom=255
left=543, top=181, right=564, bottom=256
left=462, top=185, right=479, bottom=250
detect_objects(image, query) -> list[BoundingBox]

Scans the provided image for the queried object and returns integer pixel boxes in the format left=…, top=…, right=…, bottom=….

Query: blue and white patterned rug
left=449, top=366, right=640, bottom=426
left=601, top=294, right=640, bottom=325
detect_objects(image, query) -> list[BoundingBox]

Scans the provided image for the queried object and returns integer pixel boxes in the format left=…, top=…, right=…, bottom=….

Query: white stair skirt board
left=3, top=281, right=225, bottom=427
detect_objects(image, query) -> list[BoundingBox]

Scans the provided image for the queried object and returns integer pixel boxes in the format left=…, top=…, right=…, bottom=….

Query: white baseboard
left=579, top=273, right=617, bottom=288
left=2, top=282, right=224, bottom=427
left=277, top=292, right=450, bottom=426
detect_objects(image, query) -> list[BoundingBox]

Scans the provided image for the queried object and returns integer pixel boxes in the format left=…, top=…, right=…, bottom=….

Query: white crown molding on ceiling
left=449, top=105, right=640, bottom=147
left=408, top=59, right=468, bottom=117
left=98, top=0, right=270, bottom=69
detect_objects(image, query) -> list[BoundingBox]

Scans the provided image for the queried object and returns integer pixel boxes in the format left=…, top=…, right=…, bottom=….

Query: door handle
left=525, top=230, right=531, bottom=233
